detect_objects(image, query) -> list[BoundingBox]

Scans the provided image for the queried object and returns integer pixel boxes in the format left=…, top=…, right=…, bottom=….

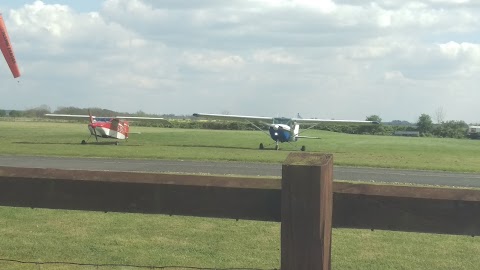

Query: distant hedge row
left=131, top=119, right=418, bottom=136
left=131, top=120, right=471, bottom=138
left=130, top=120, right=261, bottom=131
left=0, top=116, right=472, bottom=139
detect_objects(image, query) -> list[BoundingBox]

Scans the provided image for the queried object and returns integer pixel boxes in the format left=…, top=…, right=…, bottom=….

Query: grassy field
left=1, top=206, right=479, bottom=270
left=1, top=120, right=480, bottom=172
left=1, top=120, right=480, bottom=269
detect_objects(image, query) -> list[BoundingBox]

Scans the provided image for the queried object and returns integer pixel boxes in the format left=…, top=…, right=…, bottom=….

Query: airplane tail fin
left=293, top=122, right=321, bottom=140
left=293, top=123, right=300, bottom=139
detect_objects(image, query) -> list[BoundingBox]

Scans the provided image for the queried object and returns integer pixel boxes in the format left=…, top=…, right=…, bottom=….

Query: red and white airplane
left=46, top=112, right=168, bottom=145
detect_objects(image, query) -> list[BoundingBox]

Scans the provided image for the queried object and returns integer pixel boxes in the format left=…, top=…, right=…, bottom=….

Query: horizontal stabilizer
left=296, top=135, right=321, bottom=139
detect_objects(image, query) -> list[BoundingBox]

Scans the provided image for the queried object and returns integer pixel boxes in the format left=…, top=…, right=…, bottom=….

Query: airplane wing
left=116, top=116, right=171, bottom=125
left=291, top=118, right=380, bottom=125
left=116, top=116, right=168, bottom=121
left=193, top=113, right=273, bottom=122
left=193, top=113, right=379, bottom=125
left=46, top=114, right=170, bottom=123
left=45, top=114, right=91, bottom=119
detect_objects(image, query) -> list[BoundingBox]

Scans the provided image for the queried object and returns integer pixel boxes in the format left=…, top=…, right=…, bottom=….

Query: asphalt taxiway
left=1, top=155, right=479, bottom=188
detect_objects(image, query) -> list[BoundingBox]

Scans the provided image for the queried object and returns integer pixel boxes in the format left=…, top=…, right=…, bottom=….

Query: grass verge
left=1, top=121, right=480, bottom=172
left=1, top=206, right=479, bottom=270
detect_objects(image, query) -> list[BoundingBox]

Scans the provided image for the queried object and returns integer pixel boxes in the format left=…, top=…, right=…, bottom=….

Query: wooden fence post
left=281, top=153, right=333, bottom=270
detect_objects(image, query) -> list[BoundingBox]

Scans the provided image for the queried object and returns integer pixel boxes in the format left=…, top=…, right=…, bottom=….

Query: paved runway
left=1, top=155, right=480, bottom=188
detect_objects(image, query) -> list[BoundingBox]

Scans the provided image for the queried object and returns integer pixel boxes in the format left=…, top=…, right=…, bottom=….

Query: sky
left=1, top=0, right=480, bottom=123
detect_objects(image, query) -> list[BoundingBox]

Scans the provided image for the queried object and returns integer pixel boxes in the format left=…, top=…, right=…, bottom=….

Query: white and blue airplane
left=193, top=113, right=379, bottom=151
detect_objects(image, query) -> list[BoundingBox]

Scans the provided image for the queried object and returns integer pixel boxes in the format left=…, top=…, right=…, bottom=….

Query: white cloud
left=10, top=1, right=73, bottom=37
left=384, top=70, right=406, bottom=81
left=1, top=0, right=480, bottom=123
left=428, top=0, right=471, bottom=4
left=251, top=0, right=336, bottom=13
left=253, top=49, right=299, bottom=64
left=439, top=41, right=480, bottom=59
left=183, top=51, right=245, bottom=72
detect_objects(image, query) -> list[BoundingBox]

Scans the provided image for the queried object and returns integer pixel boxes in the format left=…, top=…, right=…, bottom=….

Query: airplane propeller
left=93, top=128, right=99, bottom=142
left=88, top=110, right=99, bottom=142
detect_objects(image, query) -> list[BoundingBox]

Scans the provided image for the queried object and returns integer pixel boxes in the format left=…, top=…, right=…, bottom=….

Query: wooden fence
left=1, top=152, right=480, bottom=269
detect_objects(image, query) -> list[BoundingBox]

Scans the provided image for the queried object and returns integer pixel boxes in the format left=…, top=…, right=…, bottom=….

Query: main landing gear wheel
left=301, top=145, right=306, bottom=151
left=81, top=140, right=87, bottom=145
left=259, top=143, right=264, bottom=150
left=115, top=141, right=119, bottom=145
left=275, top=140, right=280, bottom=150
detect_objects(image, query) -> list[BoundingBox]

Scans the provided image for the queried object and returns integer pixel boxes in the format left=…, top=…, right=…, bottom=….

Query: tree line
left=416, top=113, right=473, bottom=139
left=0, top=106, right=477, bottom=139
left=315, top=114, right=475, bottom=139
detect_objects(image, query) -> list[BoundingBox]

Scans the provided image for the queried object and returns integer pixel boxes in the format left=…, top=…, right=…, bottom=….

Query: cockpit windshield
left=94, top=117, right=113, bottom=122
left=272, top=117, right=291, bottom=125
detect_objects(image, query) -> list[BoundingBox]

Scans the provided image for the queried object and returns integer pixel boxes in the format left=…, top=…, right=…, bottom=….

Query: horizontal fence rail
left=0, top=166, right=281, bottom=221
left=1, top=165, right=480, bottom=235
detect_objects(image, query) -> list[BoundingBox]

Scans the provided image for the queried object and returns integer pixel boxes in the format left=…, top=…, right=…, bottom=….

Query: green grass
left=1, top=120, right=480, bottom=172
left=1, top=120, right=480, bottom=269
left=0, top=206, right=479, bottom=270
left=0, top=207, right=280, bottom=269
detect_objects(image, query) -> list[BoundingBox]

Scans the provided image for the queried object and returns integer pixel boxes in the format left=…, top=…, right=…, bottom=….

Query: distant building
left=467, top=126, right=480, bottom=138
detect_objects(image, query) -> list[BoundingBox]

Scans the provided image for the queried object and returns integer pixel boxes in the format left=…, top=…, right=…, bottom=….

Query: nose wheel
left=259, top=141, right=301, bottom=151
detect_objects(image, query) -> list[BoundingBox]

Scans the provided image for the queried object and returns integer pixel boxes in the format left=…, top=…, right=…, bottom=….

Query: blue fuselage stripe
left=269, top=127, right=291, bottom=142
